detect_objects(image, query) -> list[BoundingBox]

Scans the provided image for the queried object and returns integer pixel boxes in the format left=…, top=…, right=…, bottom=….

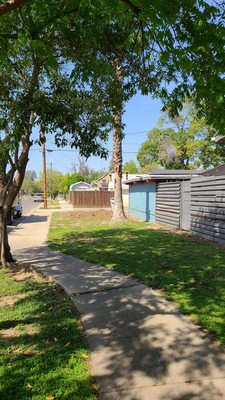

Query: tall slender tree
left=58, top=0, right=224, bottom=220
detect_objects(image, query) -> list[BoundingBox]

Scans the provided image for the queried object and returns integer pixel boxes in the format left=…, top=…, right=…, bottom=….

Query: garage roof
left=125, top=169, right=201, bottom=184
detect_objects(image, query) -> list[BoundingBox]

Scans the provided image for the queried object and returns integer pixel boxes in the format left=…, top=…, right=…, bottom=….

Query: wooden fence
left=191, top=175, right=225, bottom=244
left=156, top=181, right=181, bottom=229
left=70, top=191, right=114, bottom=208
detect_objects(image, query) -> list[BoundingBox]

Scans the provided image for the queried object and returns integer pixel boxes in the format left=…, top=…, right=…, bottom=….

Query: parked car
left=7, top=195, right=22, bottom=225
left=13, top=196, right=23, bottom=218
left=33, top=193, right=44, bottom=202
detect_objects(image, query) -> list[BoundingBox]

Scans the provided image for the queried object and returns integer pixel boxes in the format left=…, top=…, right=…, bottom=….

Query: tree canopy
left=60, top=0, right=225, bottom=132
left=137, top=103, right=225, bottom=170
left=123, top=160, right=139, bottom=174
left=57, top=0, right=224, bottom=219
left=0, top=0, right=224, bottom=263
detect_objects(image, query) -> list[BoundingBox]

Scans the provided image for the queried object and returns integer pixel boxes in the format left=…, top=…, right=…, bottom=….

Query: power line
left=124, top=130, right=149, bottom=135
left=49, top=141, right=142, bottom=146
left=29, top=148, right=139, bottom=154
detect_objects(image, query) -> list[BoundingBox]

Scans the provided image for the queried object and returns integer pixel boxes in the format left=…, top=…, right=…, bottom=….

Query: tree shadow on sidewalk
left=13, top=243, right=225, bottom=399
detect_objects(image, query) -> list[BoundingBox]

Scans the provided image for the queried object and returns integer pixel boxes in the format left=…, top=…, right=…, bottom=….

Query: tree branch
left=0, top=3, right=80, bottom=40
left=121, top=0, right=141, bottom=14
left=0, top=0, right=29, bottom=17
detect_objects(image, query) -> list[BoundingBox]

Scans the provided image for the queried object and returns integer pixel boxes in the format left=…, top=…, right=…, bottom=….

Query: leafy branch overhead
left=62, top=0, right=224, bottom=132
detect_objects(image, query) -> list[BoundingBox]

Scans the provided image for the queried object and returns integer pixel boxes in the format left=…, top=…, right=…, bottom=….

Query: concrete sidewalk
left=9, top=207, right=225, bottom=400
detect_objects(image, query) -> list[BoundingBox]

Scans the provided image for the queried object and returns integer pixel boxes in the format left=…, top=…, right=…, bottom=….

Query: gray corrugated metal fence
left=156, top=182, right=181, bottom=229
left=191, top=175, right=225, bottom=243
left=180, top=181, right=191, bottom=230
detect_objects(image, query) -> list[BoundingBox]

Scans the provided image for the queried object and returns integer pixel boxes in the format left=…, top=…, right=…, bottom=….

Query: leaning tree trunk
left=0, top=206, right=14, bottom=267
left=0, top=132, right=31, bottom=267
left=0, top=204, right=4, bottom=266
left=112, top=59, right=126, bottom=222
left=0, top=184, right=15, bottom=267
left=0, top=175, right=8, bottom=267
left=0, top=191, right=13, bottom=267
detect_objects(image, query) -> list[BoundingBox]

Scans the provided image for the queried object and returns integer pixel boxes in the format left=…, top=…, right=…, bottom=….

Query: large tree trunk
left=0, top=133, right=31, bottom=267
left=0, top=205, right=4, bottom=266
left=0, top=189, right=15, bottom=267
left=112, top=59, right=126, bottom=222
left=0, top=176, right=8, bottom=267
left=0, top=206, right=14, bottom=267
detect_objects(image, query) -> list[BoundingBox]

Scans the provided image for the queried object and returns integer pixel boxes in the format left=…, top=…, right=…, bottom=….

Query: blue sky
left=28, top=93, right=163, bottom=175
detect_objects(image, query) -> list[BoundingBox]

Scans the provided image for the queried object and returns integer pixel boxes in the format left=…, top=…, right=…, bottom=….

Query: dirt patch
left=59, top=209, right=112, bottom=220
left=0, top=327, right=20, bottom=340
left=145, top=223, right=164, bottom=230
left=6, top=262, right=47, bottom=283
left=18, top=324, right=40, bottom=336
left=13, top=270, right=40, bottom=282
left=0, top=325, right=39, bottom=340
left=0, top=294, right=27, bottom=307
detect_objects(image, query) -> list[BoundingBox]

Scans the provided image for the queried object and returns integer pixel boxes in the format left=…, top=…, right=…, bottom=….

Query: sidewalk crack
left=70, top=283, right=141, bottom=297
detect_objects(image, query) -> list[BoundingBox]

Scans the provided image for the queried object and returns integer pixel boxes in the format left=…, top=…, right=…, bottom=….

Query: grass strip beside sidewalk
left=48, top=211, right=225, bottom=347
left=0, top=265, right=97, bottom=400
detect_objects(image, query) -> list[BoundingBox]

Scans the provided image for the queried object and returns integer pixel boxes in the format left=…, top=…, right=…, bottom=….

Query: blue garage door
left=129, top=182, right=156, bottom=222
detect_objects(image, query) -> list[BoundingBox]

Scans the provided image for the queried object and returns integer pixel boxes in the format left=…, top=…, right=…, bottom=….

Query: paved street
left=22, top=197, right=39, bottom=214
left=7, top=197, right=41, bottom=230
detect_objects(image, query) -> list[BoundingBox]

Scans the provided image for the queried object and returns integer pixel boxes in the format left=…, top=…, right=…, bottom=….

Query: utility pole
left=50, top=162, right=53, bottom=202
left=47, top=162, right=55, bottom=203
left=41, top=129, right=47, bottom=209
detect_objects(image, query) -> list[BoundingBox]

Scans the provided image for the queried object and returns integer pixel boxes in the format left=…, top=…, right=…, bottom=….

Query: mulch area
left=61, top=209, right=113, bottom=220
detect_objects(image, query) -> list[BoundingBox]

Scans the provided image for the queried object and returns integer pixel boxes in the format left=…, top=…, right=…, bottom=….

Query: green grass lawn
left=48, top=199, right=60, bottom=207
left=0, top=266, right=97, bottom=400
left=40, top=199, right=61, bottom=209
left=48, top=211, right=225, bottom=347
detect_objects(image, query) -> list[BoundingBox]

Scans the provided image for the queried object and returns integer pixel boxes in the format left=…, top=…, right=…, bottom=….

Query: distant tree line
left=21, top=159, right=107, bottom=197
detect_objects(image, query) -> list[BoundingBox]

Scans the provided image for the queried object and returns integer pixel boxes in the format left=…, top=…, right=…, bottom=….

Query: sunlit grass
left=0, top=268, right=97, bottom=400
left=49, top=211, right=225, bottom=346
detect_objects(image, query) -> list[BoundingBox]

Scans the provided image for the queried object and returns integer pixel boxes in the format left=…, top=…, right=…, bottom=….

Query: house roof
left=201, top=164, right=225, bottom=177
left=149, top=169, right=201, bottom=176
left=95, top=171, right=113, bottom=182
left=212, top=135, right=225, bottom=144
left=125, top=169, right=202, bottom=184
left=94, top=171, right=149, bottom=183
left=69, top=181, right=91, bottom=190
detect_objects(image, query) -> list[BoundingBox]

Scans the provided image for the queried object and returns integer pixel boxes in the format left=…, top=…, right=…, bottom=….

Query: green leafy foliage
left=0, top=2, right=113, bottom=169
left=61, top=0, right=225, bottom=133
left=22, top=166, right=106, bottom=196
left=21, top=170, right=38, bottom=194
left=123, top=160, right=139, bottom=173
left=137, top=103, right=225, bottom=170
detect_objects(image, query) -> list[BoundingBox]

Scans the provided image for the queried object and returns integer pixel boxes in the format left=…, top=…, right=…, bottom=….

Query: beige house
left=94, top=172, right=149, bottom=191
left=93, top=172, right=149, bottom=208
